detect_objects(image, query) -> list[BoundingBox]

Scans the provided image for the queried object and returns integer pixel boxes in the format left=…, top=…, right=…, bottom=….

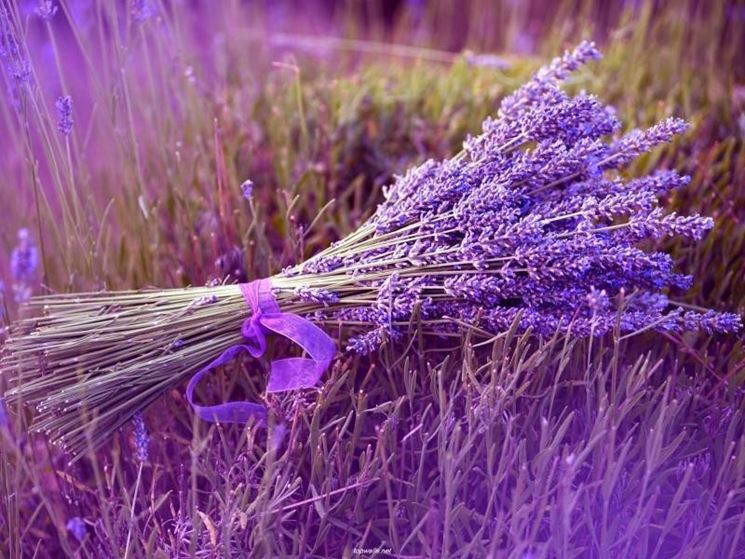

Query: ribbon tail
left=260, top=313, right=336, bottom=393
left=267, top=357, right=326, bottom=393
left=186, top=345, right=267, bottom=424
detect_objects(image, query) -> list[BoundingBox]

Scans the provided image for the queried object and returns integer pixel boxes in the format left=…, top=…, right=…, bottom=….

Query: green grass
left=0, top=1, right=744, bottom=557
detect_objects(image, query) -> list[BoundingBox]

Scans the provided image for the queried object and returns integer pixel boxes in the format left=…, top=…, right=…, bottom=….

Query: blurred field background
left=1, top=0, right=745, bottom=557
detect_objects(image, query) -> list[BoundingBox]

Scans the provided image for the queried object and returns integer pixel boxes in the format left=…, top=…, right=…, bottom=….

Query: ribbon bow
left=186, top=278, right=336, bottom=424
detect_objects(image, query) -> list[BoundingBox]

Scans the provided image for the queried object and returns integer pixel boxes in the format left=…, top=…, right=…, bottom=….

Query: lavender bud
left=35, top=0, right=58, bottom=20
left=131, top=0, right=154, bottom=23
left=587, top=287, right=609, bottom=314
left=0, top=396, right=8, bottom=428
left=66, top=517, right=86, bottom=542
left=240, top=179, right=254, bottom=200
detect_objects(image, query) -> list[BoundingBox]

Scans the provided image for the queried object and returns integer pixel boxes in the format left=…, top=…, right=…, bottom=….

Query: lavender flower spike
left=132, top=412, right=149, bottom=462
left=66, top=517, right=86, bottom=542
left=498, top=40, right=601, bottom=121
left=35, top=1, right=58, bottom=21
left=0, top=6, right=31, bottom=86
left=0, top=396, right=8, bottom=429
left=10, top=228, right=38, bottom=304
left=131, top=0, right=155, bottom=23
left=240, top=179, right=254, bottom=199
left=55, top=95, right=73, bottom=136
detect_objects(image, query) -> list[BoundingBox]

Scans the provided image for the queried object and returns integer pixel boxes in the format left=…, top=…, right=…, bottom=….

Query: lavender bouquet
left=2, top=42, right=740, bottom=458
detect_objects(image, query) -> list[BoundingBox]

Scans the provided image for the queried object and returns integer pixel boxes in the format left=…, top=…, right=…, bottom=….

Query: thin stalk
left=123, top=461, right=144, bottom=558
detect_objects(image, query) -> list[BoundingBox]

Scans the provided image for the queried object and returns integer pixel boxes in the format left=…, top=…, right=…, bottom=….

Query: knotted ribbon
left=186, top=278, right=336, bottom=424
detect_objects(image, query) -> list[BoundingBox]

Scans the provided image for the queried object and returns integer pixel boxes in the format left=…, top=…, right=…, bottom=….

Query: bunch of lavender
left=2, top=42, right=739, bottom=457
left=292, top=42, right=739, bottom=348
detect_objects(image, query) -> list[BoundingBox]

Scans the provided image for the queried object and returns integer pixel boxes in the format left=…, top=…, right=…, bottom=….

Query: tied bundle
left=2, top=42, right=740, bottom=458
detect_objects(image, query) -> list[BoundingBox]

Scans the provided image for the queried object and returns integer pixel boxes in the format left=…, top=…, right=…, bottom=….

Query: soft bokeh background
left=1, top=1, right=744, bottom=557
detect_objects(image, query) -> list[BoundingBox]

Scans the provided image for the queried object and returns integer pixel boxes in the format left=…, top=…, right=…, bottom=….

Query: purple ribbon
left=186, top=278, right=336, bottom=424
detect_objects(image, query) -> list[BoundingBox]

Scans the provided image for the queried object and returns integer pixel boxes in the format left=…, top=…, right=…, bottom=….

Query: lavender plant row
left=2, top=42, right=739, bottom=456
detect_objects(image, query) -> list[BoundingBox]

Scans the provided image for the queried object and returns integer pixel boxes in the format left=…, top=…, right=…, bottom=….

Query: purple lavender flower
left=498, top=40, right=601, bottom=122
left=66, top=517, right=86, bottom=542
left=603, top=118, right=689, bottom=170
left=132, top=412, right=149, bottom=462
left=285, top=42, right=740, bottom=353
left=240, top=179, right=254, bottom=200
left=131, top=0, right=154, bottom=23
left=35, top=1, right=58, bottom=20
left=587, top=287, right=609, bottom=314
left=214, top=245, right=245, bottom=281
left=347, top=328, right=387, bottom=354
left=0, top=6, right=31, bottom=87
left=55, top=95, right=73, bottom=136
left=0, top=395, right=8, bottom=428
left=169, top=338, right=185, bottom=351
left=682, top=310, right=742, bottom=334
left=294, top=286, right=339, bottom=306
left=10, top=228, right=38, bottom=304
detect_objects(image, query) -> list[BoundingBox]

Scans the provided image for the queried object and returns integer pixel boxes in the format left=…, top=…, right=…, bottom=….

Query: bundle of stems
left=2, top=42, right=740, bottom=458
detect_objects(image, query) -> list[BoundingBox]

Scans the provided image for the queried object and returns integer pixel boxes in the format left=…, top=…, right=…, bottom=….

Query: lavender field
left=1, top=1, right=745, bottom=558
